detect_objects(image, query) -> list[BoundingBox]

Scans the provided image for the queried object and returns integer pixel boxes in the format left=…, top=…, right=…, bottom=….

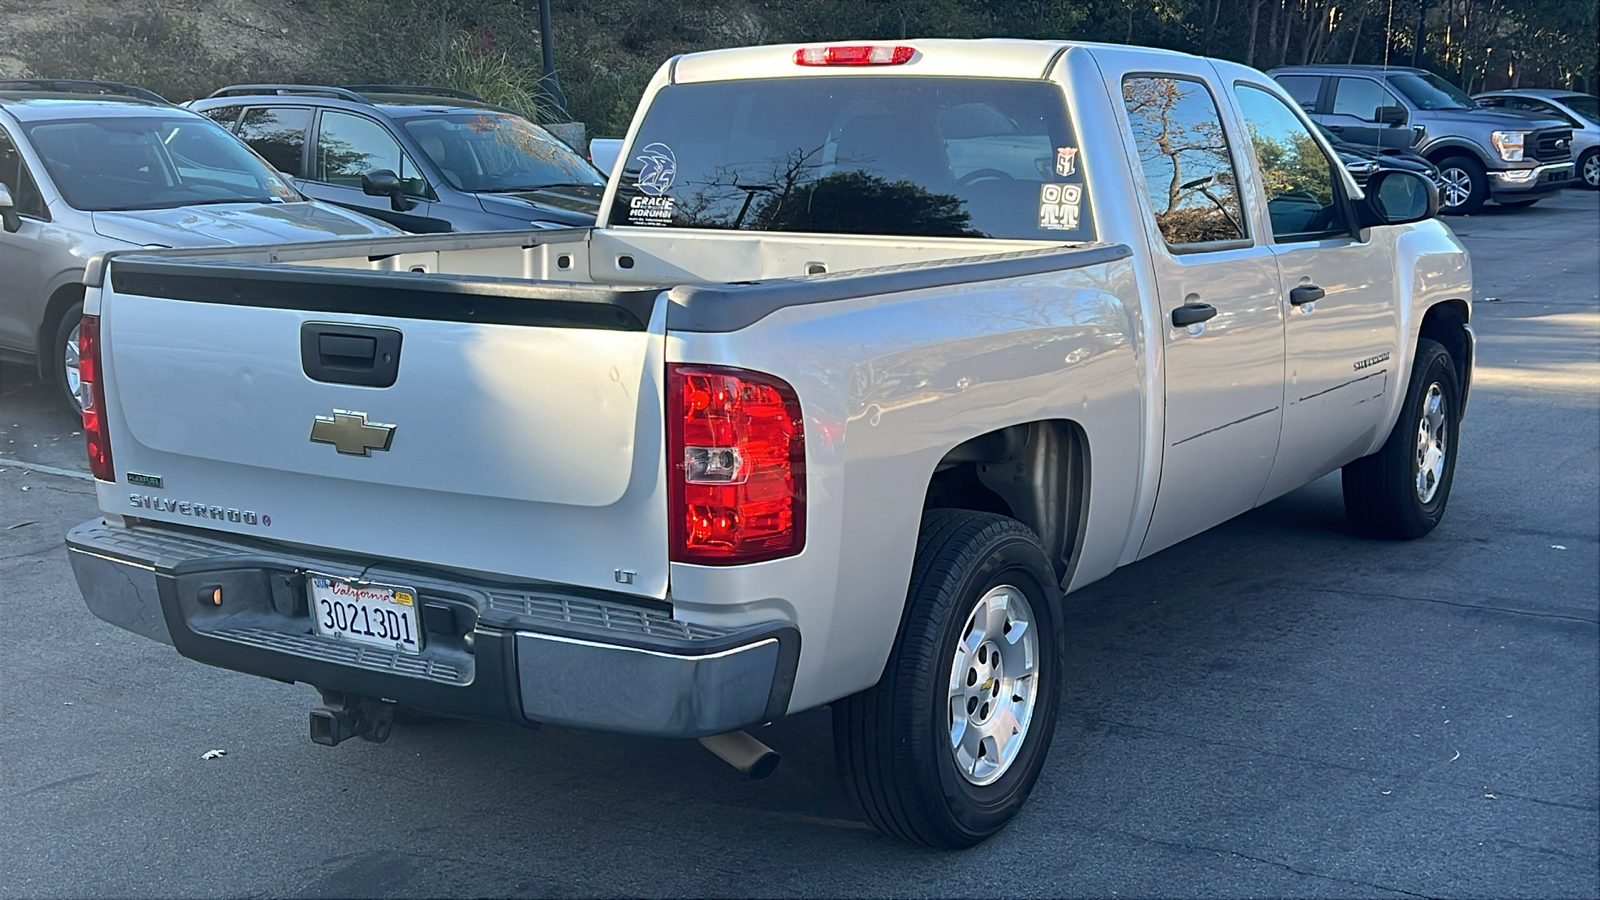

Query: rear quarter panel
left=667, top=256, right=1147, bottom=712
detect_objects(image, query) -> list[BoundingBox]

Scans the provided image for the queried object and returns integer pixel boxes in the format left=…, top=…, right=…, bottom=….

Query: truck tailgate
left=97, top=259, right=670, bottom=598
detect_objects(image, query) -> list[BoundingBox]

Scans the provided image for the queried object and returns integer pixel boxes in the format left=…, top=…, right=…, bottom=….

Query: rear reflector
left=794, top=45, right=915, bottom=66
left=79, top=314, right=115, bottom=482
left=668, top=364, right=805, bottom=565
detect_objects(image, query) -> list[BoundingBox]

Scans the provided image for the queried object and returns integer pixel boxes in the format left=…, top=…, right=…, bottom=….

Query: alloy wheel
left=1415, top=382, right=1449, bottom=505
left=1438, top=167, right=1473, bottom=209
left=948, top=584, right=1039, bottom=786
left=63, top=320, right=85, bottom=410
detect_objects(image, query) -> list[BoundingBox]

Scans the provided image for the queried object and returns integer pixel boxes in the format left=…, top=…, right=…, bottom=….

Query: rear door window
left=606, top=77, right=1093, bottom=241
left=199, top=105, right=243, bottom=129
left=1122, top=75, right=1247, bottom=247
left=237, top=107, right=312, bottom=177
left=1275, top=75, right=1324, bottom=112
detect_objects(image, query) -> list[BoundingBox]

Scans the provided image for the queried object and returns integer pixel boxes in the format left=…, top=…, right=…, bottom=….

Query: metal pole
left=537, top=0, right=569, bottom=121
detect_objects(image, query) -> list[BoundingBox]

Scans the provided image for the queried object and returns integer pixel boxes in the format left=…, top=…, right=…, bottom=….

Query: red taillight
left=793, top=45, right=915, bottom=67
left=668, top=364, right=804, bottom=565
left=78, top=314, right=114, bottom=482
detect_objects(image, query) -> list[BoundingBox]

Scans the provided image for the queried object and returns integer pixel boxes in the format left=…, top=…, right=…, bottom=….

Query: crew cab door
left=1112, top=70, right=1287, bottom=558
left=1230, top=82, right=1401, bottom=501
left=1325, top=76, right=1414, bottom=151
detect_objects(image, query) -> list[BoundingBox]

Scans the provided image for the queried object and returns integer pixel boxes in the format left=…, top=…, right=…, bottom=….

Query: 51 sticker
left=1039, top=183, right=1082, bottom=231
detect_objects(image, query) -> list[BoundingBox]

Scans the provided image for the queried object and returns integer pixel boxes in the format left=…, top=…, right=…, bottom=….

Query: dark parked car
left=1270, top=65, right=1574, bottom=213
left=1316, top=122, right=1442, bottom=191
left=189, top=85, right=606, bottom=233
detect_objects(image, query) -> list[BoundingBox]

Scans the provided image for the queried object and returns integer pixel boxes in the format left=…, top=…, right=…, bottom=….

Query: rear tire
left=1435, top=156, right=1487, bottom=215
left=1342, top=338, right=1461, bottom=539
left=833, top=510, right=1064, bottom=848
left=49, top=300, right=85, bottom=414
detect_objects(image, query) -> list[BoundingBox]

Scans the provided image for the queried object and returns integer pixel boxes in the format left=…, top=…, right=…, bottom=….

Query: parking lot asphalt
left=1, top=190, right=1596, bottom=899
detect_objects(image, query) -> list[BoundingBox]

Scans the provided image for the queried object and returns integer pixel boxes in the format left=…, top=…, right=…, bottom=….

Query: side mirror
left=1376, top=105, right=1408, bottom=126
left=1357, top=169, right=1438, bottom=228
left=0, top=184, right=19, bottom=233
left=361, top=169, right=414, bottom=211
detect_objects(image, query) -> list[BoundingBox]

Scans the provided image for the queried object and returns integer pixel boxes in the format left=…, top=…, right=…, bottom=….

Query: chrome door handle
left=1172, top=303, right=1218, bottom=327
left=1289, top=285, right=1326, bottom=306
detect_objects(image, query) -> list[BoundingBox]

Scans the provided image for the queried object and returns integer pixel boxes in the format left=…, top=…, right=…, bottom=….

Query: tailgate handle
left=301, top=323, right=402, bottom=388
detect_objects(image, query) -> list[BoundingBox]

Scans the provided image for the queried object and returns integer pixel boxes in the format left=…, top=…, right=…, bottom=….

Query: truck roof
left=669, top=39, right=1202, bottom=84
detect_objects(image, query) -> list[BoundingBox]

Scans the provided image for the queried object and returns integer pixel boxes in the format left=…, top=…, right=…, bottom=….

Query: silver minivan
left=0, top=80, right=401, bottom=410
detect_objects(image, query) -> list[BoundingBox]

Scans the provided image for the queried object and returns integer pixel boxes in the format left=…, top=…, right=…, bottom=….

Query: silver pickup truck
left=66, top=40, right=1472, bottom=848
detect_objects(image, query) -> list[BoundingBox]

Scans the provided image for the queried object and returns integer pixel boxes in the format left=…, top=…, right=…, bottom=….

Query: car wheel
left=50, top=299, right=86, bottom=414
left=1342, top=338, right=1461, bottom=540
left=1579, top=149, right=1600, bottom=190
left=1435, top=156, right=1488, bottom=215
left=832, top=509, right=1064, bottom=848
left=1497, top=198, right=1540, bottom=209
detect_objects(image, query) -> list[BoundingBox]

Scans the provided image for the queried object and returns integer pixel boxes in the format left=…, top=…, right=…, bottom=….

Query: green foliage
left=310, top=0, right=549, bottom=120
left=11, top=0, right=1597, bottom=139
left=11, top=2, right=263, bottom=102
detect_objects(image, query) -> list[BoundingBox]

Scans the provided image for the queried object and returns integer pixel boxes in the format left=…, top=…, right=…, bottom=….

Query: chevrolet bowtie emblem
left=309, top=410, right=396, bottom=456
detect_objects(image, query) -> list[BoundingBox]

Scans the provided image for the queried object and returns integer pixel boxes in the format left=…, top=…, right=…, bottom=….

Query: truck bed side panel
left=666, top=254, right=1147, bottom=712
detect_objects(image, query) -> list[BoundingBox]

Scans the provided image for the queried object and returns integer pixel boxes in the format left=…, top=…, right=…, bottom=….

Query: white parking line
left=0, top=458, right=93, bottom=481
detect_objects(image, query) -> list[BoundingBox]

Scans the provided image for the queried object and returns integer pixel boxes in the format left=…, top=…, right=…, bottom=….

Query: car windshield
left=1387, top=73, right=1472, bottom=110
left=1558, top=95, right=1599, bottom=124
left=23, top=115, right=299, bottom=211
left=400, top=112, right=603, bottom=192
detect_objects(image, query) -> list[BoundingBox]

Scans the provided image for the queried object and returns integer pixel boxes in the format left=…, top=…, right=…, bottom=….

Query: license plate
left=307, top=574, right=422, bottom=654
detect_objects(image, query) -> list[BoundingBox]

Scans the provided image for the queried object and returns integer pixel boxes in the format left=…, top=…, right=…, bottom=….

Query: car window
left=238, top=107, right=312, bottom=178
left=23, top=115, right=298, bottom=212
left=607, top=76, right=1094, bottom=241
left=1122, top=75, right=1247, bottom=247
left=1559, top=95, right=1598, bottom=125
left=400, top=112, right=601, bottom=193
left=1476, top=97, right=1508, bottom=108
left=0, top=126, right=49, bottom=219
left=199, top=105, right=242, bottom=129
left=1386, top=72, right=1471, bottom=110
left=314, top=111, right=428, bottom=198
left=1235, top=84, right=1349, bottom=242
left=1332, top=78, right=1398, bottom=122
left=1276, top=75, right=1323, bottom=112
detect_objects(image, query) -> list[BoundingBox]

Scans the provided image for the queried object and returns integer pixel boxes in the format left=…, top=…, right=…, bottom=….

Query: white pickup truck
left=67, top=40, right=1472, bottom=847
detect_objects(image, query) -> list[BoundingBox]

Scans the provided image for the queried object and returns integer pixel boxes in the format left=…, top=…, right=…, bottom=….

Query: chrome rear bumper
left=67, top=519, right=797, bottom=738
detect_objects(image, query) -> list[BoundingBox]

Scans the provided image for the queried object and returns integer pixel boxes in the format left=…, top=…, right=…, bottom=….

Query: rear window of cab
left=607, top=76, right=1095, bottom=242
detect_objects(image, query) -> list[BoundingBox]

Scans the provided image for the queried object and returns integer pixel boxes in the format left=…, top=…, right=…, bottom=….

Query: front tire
left=1342, top=338, right=1461, bottom=539
left=1435, top=156, right=1488, bottom=215
left=50, top=300, right=85, bottom=414
left=833, top=510, right=1064, bottom=848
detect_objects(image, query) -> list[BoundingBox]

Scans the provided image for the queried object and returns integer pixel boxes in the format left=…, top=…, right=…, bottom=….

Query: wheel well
left=922, top=420, right=1089, bottom=586
left=1425, top=147, right=1485, bottom=168
left=1419, top=299, right=1470, bottom=391
left=36, top=283, right=85, bottom=377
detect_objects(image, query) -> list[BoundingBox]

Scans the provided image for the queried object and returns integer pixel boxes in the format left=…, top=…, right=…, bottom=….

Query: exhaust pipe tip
left=699, top=729, right=780, bottom=779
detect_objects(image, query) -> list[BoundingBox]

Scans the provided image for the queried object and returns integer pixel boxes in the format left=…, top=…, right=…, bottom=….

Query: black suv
left=189, top=84, right=606, bottom=233
left=1269, top=65, right=1574, bottom=213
